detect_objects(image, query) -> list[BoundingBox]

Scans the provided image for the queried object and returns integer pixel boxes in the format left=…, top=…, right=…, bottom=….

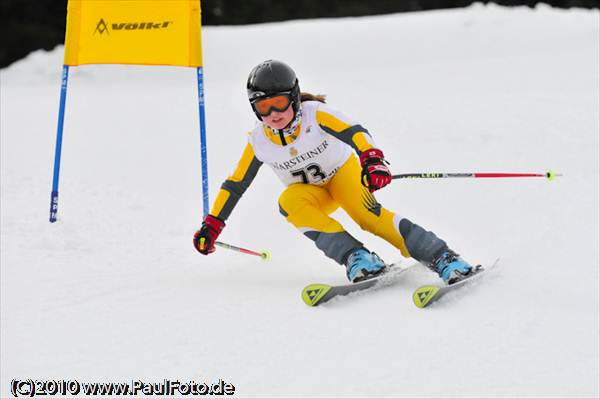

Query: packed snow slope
left=2, top=4, right=599, bottom=398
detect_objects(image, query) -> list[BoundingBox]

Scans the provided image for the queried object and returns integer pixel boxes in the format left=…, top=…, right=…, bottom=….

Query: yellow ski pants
left=278, top=156, right=412, bottom=263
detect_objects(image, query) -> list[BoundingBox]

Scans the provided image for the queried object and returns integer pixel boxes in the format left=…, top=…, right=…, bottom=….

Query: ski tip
left=301, top=284, right=331, bottom=307
left=412, top=285, right=440, bottom=308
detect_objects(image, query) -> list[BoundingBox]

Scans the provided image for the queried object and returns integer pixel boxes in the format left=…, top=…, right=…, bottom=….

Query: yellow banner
left=64, top=0, right=202, bottom=67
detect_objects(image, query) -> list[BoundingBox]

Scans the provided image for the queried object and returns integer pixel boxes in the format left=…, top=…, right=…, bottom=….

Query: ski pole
left=215, top=241, right=272, bottom=261
left=392, top=170, right=562, bottom=181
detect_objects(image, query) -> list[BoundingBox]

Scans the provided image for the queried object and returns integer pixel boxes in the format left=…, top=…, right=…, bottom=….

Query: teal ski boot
left=432, top=250, right=475, bottom=284
left=345, top=248, right=386, bottom=283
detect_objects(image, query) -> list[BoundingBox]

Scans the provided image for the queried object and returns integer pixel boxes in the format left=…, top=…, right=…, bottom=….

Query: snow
left=1, top=3, right=599, bottom=398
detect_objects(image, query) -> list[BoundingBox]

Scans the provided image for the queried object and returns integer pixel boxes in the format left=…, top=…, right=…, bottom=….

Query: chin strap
left=278, top=130, right=288, bottom=146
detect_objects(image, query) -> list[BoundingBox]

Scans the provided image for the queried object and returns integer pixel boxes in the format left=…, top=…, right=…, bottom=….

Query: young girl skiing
left=193, top=60, right=475, bottom=284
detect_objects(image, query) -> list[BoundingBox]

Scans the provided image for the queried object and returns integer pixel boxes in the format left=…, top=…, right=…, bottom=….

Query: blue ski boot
left=431, top=250, right=474, bottom=284
left=345, top=248, right=386, bottom=283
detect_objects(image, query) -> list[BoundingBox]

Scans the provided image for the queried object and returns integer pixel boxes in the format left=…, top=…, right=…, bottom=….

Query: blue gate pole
left=49, top=65, right=70, bottom=223
left=197, top=67, right=209, bottom=217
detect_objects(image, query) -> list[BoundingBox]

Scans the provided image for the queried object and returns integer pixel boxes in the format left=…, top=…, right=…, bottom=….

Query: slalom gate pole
left=49, top=65, right=70, bottom=223
left=392, top=170, right=562, bottom=181
left=215, top=241, right=271, bottom=261
left=197, top=67, right=210, bottom=217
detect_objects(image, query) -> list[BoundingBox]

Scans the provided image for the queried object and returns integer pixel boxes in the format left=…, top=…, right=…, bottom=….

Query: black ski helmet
left=247, top=60, right=300, bottom=120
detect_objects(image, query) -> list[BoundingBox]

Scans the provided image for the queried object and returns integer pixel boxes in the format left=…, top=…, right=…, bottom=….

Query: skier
left=193, top=59, right=475, bottom=284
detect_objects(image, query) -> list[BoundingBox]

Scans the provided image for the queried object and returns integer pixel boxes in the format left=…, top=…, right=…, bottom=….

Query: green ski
left=413, top=259, right=500, bottom=308
left=302, top=263, right=416, bottom=307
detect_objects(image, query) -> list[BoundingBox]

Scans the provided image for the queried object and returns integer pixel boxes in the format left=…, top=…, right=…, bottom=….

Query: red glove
left=360, top=148, right=392, bottom=192
left=193, top=215, right=225, bottom=255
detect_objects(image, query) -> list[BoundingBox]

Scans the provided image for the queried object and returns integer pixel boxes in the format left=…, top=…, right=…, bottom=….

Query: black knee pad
left=398, top=218, right=448, bottom=264
left=304, top=230, right=363, bottom=265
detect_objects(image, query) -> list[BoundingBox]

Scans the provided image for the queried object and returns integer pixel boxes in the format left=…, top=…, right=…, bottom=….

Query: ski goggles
left=251, top=94, right=292, bottom=117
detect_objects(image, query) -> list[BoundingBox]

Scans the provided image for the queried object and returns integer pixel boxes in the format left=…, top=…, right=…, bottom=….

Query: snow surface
left=1, top=4, right=599, bottom=398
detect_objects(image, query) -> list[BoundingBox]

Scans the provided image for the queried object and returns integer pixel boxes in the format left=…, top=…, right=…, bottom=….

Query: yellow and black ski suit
left=209, top=101, right=448, bottom=266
